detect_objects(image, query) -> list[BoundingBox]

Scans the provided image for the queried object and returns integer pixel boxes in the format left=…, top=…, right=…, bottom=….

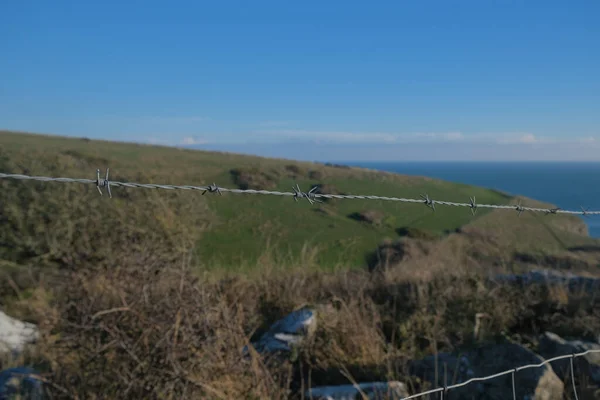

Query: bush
left=230, top=167, right=279, bottom=190
left=0, top=148, right=210, bottom=271
left=396, top=227, right=440, bottom=241
left=348, top=210, right=386, bottom=226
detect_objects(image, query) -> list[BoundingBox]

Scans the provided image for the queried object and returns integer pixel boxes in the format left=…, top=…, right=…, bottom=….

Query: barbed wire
left=401, top=349, right=600, bottom=400
left=0, top=169, right=599, bottom=216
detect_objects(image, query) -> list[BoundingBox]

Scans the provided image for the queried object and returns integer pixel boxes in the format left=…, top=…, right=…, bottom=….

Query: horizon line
left=3, top=129, right=600, bottom=164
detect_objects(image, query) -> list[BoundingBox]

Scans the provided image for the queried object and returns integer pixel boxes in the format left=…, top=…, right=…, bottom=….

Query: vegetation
left=2, top=130, right=596, bottom=272
left=1, top=130, right=599, bottom=398
left=4, top=258, right=599, bottom=399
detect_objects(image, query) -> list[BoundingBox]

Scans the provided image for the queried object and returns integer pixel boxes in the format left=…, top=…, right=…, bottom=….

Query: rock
left=0, top=367, right=45, bottom=399
left=410, top=343, right=564, bottom=399
left=466, top=343, right=564, bottom=400
left=492, top=269, right=600, bottom=294
left=409, top=353, right=478, bottom=392
left=512, top=252, right=594, bottom=270
left=243, top=307, right=317, bottom=355
left=0, top=311, right=39, bottom=356
left=538, top=332, right=600, bottom=385
left=305, top=381, right=409, bottom=400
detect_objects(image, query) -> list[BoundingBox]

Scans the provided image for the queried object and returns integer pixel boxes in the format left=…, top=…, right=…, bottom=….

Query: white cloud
left=494, top=133, right=599, bottom=145
left=180, top=136, right=208, bottom=145
left=258, top=130, right=397, bottom=143
left=144, top=136, right=210, bottom=146
left=518, top=133, right=537, bottom=143
left=263, top=130, right=600, bottom=148
left=444, top=132, right=465, bottom=141
left=258, top=130, right=469, bottom=144
left=146, top=130, right=599, bottom=151
left=579, top=136, right=596, bottom=143
left=412, top=132, right=465, bottom=141
left=137, top=116, right=210, bottom=124
left=495, top=133, right=544, bottom=144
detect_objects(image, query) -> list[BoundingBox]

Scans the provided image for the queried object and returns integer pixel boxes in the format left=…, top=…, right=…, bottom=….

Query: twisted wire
left=1, top=171, right=598, bottom=215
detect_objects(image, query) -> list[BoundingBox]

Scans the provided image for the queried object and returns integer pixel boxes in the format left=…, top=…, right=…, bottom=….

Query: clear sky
left=1, top=1, right=599, bottom=161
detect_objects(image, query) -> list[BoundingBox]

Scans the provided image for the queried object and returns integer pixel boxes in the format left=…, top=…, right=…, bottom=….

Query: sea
left=342, top=162, right=600, bottom=239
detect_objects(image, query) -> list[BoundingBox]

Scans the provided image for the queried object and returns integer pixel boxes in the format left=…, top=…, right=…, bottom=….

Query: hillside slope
left=2, top=131, right=600, bottom=399
left=0, top=130, right=597, bottom=272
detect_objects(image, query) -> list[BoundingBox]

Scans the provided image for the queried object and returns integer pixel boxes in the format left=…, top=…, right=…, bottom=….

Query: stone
left=305, top=381, right=409, bottom=400
left=409, top=353, right=479, bottom=394
left=243, top=307, right=317, bottom=356
left=0, top=311, right=39, bottom=356
left=0, top=367, right=44, bottom=399
left=492, top=269, right=600, bottom=294
left=538, top=331, right=600, bottom=385
left=466, top=343, right=564, bottom=400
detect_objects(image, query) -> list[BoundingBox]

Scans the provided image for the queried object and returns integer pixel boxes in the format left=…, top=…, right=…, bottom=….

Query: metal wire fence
left=402, top=349, right=600, bottom=399
left=1, top=168, right=600, bottom=399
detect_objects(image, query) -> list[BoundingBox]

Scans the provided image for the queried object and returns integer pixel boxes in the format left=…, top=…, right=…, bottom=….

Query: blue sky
left=1, top=1, right=599, bottom=161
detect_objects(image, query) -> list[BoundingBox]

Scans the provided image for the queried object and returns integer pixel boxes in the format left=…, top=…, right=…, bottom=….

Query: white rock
left=243, top=307, right=317, bottom=355
left=0, top=311, right=39, bottom=356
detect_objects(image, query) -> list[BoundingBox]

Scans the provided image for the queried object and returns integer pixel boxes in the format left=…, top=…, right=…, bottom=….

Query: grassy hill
left=2, top=130, right=600, bottom=399
left=1, top=130, right=598, bottom=274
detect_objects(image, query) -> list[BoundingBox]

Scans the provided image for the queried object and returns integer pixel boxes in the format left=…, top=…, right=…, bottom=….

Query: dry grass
left=2, top=251, right=599, bottom=399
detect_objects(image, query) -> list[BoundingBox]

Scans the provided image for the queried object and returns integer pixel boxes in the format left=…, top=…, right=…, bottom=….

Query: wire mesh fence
left=402, top=349, right=599, bottom=399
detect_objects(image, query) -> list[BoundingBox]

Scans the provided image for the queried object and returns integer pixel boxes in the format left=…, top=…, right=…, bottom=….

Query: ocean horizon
left=340, top=161, right=600, bottom=239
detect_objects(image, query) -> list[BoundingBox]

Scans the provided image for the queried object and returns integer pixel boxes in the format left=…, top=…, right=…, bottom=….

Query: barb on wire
left=0, top=170, right=599, bottom=216
left=292, top=184, right=321, bottom=205
left=515, top=201, right=525, bottom=217
left=469, top=196, right=477, bottom=215
left=420, top=194, right=435, bottom=211
left=202, top=183, right=222, bottom=196
left=96, top=168, right=111, bottom=198
left=580, top=206, right=590, bottom=218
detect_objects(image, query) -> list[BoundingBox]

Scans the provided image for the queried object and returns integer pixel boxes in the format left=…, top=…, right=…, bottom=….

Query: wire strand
left=1, top=171, right=599, bottom=216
